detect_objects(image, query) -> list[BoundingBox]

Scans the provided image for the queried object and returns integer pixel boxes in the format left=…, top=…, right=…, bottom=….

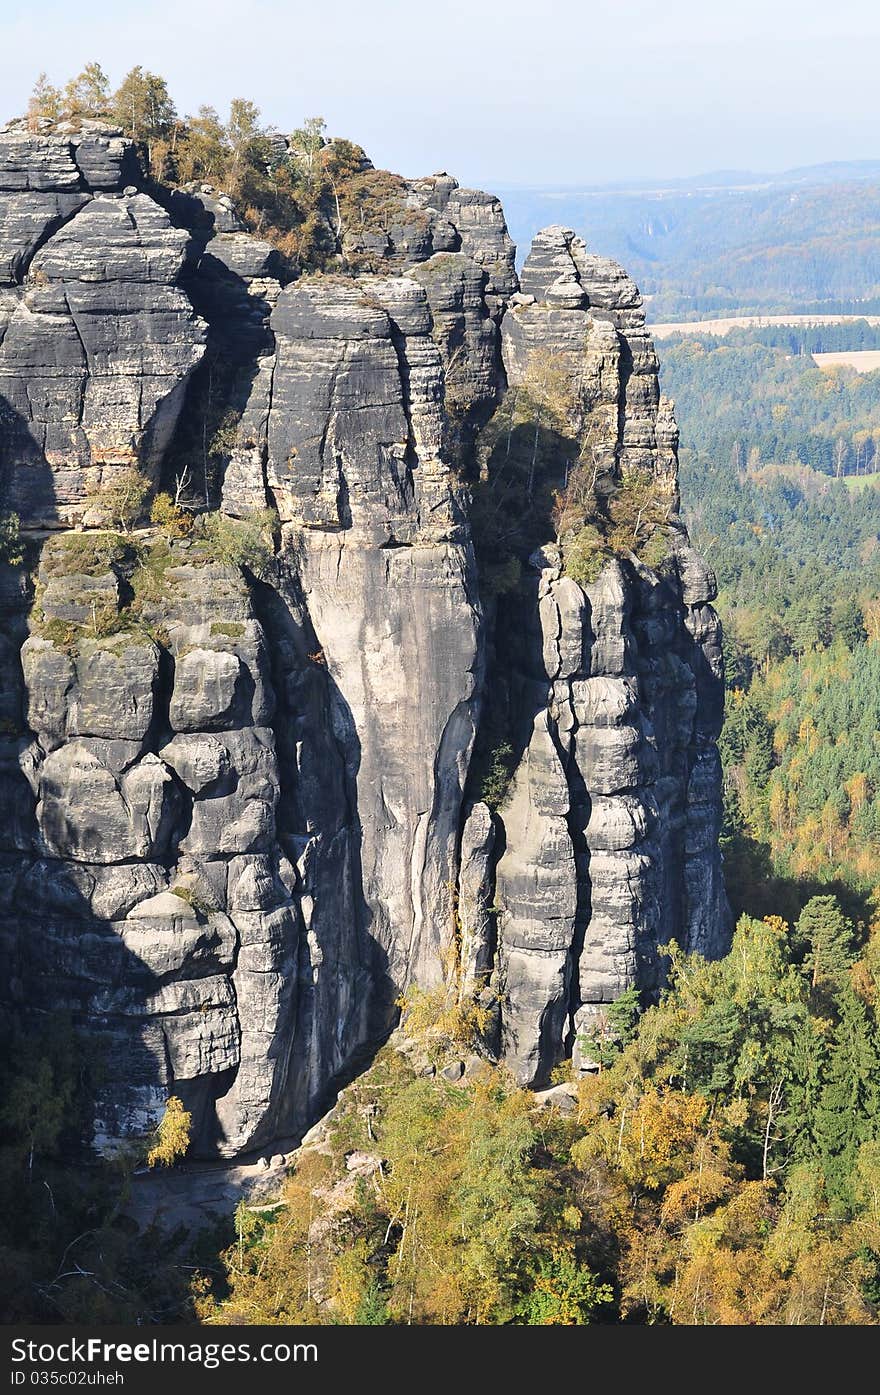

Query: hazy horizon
left=490, top=158, right=880, bottom=192
left=2, top=0, right=880, bottom=190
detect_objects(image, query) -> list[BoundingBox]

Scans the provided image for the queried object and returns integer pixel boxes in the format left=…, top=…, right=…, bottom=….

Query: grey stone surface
left=486, top=229, right=730, bottom=1083
left=0, top=128, right=205, bottom=526
left=458, top=801, right=496, bottom=996
left=0, top=130, right=729, bottom=1161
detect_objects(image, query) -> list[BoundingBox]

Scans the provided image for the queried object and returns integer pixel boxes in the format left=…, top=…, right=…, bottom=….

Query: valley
left=502, top=161, right=880, bottom=320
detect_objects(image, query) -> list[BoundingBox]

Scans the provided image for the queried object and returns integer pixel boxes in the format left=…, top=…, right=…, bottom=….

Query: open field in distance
left=813, top=350, right=880, bottom=373
left=650, top=313, right=880, bottom=338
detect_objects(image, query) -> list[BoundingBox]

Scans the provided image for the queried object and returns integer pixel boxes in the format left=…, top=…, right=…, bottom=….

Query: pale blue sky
left=2, top=0, right=879, bottom=188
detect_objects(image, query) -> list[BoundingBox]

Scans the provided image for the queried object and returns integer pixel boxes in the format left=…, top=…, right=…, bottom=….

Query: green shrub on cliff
left=26, top=74, right=61, bottom=128
left=479, top=739, right=516, bottom=809
left=605, top=468, right=671, bottom=556
left=111, top=67, right=177, bottom=172
left=562, top=524, right=606, bottom=587
left=145, top=1097, right=192, bottom=1169
left=149, top=492, right=193, bottom=539
left=0, top=513, right=23, bottom=567
left=39, top=531, right=134, bottom=578
left=83, top=468, right=150, bottom=533
left=23, top=69, right=375, bottom=274
left=473, top=359, right=672, bottom=597
left=197, top=508, right=278, bottom=578
left=62, top=63, right=110, bottom=121
left=553, top=462, right=672, bottom=583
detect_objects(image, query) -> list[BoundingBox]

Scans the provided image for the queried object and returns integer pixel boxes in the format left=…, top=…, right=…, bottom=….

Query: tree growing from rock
left=146, top=1096, right=192, bottom=1169
left=62, top=63, right=110, bottom=120
left=111, top=67, right=177, bottom=172
left=26, top=74, right=61, bottom=129
left=84, top=468, right=150, bottom=533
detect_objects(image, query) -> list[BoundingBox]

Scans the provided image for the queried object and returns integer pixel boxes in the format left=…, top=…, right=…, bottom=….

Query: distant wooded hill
left=499, top=161, right=880, bottom=319
left=661, top=332, right=880, bottom=476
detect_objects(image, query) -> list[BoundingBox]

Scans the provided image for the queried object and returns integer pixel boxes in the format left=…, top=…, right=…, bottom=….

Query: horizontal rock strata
left=0, top=129, right=730, bottom=1154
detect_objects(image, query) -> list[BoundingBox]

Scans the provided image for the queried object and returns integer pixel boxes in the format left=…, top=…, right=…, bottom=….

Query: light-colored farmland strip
left=812, top=350, right=880, bottom=373
left=649, top=314, right=880, bottom=338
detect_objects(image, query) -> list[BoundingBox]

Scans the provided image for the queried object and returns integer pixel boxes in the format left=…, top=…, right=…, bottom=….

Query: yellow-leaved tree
left=146, top=1096, right=192, bottom=1169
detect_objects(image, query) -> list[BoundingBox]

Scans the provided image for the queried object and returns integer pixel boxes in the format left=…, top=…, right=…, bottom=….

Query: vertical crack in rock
left=0, top=129, right=730, bottom=1158
left=157, top=187, right=287, bottom=517
left=0, top=129, right=207, bottom=526
left=485, top=226, right=731, bottom=1084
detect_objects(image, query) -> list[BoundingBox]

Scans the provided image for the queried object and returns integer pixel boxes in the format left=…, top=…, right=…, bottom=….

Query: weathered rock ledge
left=0, top=129, right=730, bottom=1155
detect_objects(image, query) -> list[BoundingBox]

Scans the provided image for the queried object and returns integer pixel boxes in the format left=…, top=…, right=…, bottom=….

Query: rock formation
left=0, top=126, right=730, bottom=1157
left=0, top=125, right=205, bottom=527
left=486, top=228, right=729, bottom=1080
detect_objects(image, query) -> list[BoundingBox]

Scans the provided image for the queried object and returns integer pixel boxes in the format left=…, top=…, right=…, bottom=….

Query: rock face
left=0, top=125, right=205, bottom=526
left=0, top=133, right=730, bottom=1156
left=484, top=226, right=729, bottom=1080
left=5, top=544, right=302, bottom=1153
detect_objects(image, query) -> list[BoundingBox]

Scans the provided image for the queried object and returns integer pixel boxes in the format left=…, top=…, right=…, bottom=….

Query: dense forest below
left=667, top=328, right=880, bottom=924
left=662, top=333, right=880, bottom=477
left=718, top=321, right=880, bottom=354
left=6, top=378, right=880, bottom=1324
left=6, top=904, right=880, bottom=1325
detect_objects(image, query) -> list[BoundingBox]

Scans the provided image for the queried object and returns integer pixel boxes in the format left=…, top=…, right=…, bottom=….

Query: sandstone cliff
left=0, top=123, right=730, bottom=1156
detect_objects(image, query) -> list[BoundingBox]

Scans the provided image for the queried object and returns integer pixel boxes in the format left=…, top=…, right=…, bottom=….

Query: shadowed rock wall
left=0, top=126, right=729, bottom=1154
